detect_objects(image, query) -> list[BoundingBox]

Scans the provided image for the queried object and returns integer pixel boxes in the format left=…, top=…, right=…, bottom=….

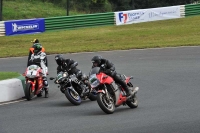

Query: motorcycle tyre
left=97, top=93, right=115, bottom=114
left=126, top=95, right=138, bottom=108
left=64, top=89, right=81, bottom=105
left=25, top=83, right=34, bottom=101
left=88, top=93, right=97, bottom=101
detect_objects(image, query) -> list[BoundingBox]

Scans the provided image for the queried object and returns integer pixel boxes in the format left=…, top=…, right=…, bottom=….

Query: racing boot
left=120, top=82, right=131, bottom=97
left=125, top=86, right=136, bottom=98
left=43, top=77, right=49, bottom=98
left=125, top=89, right=131, bottom=97
left=44, top=88, right=49, bottom=98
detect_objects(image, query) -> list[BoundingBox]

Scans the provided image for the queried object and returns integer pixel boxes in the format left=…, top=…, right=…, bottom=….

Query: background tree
left=37, top=0, right=197, bottom=13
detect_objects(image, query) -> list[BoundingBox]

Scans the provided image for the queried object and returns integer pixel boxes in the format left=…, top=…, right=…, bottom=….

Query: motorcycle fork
left=69, top=82, right=79, bottom=96
left=104, top=84, right=113, bottom=103
left=29, top=79, right=36, bottom=93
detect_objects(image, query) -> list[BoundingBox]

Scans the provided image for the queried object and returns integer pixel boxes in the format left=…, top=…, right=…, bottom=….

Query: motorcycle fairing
left=97, top=90, right=105, bottom=94
left=97, top=72, right=113, bottom=84
left=116, top=92, right=127, bottom=106
left=27, top=80, right=36, bottom=92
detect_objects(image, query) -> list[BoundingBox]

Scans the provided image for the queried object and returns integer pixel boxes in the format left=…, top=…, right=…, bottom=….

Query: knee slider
left=43, top=80, right=48, bottom=86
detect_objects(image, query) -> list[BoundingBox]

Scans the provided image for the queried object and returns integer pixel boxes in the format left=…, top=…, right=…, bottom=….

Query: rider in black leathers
left=55, top=54, right=89, bottom=94
left=91, top=55, right=131, bottom=97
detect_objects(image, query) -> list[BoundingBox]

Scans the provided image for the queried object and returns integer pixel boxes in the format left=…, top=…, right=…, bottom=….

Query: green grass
left=0, top=72, right=20, bottom=81
left=3, top=0, right=84, bottom=21
left=0, top=16, right=200, bottom=58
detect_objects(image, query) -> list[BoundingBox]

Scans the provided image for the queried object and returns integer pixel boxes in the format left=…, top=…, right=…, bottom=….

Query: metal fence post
left=0, top=0, right=2, bottom=21
left=67, top=0, right=69, bottom=16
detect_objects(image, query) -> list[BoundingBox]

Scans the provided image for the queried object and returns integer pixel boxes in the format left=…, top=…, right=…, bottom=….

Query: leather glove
left=104, top=69, right=111, bottom=75
left=100, top=64, right=106, bottom=72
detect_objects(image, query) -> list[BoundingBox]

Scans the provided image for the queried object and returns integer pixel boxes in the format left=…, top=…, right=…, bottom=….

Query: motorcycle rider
left=91, top=55, right=132, bottom=97
left=28, top=43, right=49, bottom=98
left=27, top=39, right=47, bottom=67
left=55, top=54, right=89, bottom=95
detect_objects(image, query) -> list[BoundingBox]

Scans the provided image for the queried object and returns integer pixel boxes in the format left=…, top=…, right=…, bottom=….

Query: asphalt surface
left=0, top=47, right=200, bottom=133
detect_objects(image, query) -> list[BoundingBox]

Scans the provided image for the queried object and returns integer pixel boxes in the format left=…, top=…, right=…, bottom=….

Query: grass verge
left=0, top=72, right=21, bottom=81
left=3, top=0, right=83, bottom=21
left=0, top=16, right=200, bottom=58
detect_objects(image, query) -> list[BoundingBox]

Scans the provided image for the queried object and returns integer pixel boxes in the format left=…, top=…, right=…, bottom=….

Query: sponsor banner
left=115, top=6, right=180, bottom=25
left=5, top=18, right=45, bottom=36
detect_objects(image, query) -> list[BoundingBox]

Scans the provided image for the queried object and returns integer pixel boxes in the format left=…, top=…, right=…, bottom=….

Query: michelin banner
left=115, top=6, right=180, bottom=25
left=5, top=18, right=45, bottom=36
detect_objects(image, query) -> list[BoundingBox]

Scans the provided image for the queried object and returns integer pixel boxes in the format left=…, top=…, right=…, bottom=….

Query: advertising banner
left=5, top=18, right=45, bottom=36
left=115, top=6, right=180, bottom=25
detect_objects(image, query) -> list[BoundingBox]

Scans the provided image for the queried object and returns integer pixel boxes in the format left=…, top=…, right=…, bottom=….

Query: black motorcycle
left=50, top=72, right=97, bottom=105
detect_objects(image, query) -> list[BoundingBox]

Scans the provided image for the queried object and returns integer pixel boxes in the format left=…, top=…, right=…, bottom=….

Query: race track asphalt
left=0, top=47, right=200, bottom=133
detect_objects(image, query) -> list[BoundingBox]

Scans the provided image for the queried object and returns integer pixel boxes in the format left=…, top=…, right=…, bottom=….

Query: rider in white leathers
left=29, top=43, right=49, bottom=98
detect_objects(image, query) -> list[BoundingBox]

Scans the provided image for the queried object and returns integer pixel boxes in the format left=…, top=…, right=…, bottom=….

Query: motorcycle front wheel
left=97, top=93, right=115, bottom=114
left=65, top=88, right=81, bottom=105
left=25, top=82, right=34, bottom=101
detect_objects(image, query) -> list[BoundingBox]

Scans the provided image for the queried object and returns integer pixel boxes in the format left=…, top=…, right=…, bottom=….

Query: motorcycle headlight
left=89, top=74, right=100, bottom=88
left=63, top=72, right=68, bottom=77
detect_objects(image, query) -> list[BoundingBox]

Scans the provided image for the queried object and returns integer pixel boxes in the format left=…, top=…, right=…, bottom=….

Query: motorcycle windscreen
left=89, top=67, right=100, bottom=76
left=89, top=74, right=100, bottom=88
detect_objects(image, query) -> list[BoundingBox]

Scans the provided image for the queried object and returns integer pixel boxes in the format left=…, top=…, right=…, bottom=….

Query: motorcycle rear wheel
left=65, top=88, right=81, bottom=105
left=126, top=95, right=138, bottom=108
left=25, top=83, right=34, bottom=101
left=97, top=93, right=115, bottom=114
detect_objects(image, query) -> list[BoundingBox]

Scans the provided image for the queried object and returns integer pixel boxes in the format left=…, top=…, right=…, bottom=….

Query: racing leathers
left=57, top=59, right=89, bottom=94
left=27, top=43, right=47, bottom=67
left=92, top=58, right=130, bottom=96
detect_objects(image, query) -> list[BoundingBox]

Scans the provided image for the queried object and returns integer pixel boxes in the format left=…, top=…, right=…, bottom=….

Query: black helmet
left=91, top=55, right=102, bottom=67
left=33, top=43, right=42, bottom=54
left=55, top=54, right=64, bottom=66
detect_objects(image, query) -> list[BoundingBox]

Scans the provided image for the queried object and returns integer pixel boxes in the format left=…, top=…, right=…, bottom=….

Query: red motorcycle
left=89, top=67, right=139, bottom=114
left=23, top=64, right=45, bottom=101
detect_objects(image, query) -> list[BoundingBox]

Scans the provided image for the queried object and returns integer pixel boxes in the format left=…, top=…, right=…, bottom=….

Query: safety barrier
left=0, top=21, right=5, bottom=36
left=45, top=12, right=114, bottom=31
left=0, top=76, right=25, bottom=103
left=185, top=3, right=200, bottom=16
left=180, top=5, right=185, bottom=17
left=1, top=3, right=200, bottom=35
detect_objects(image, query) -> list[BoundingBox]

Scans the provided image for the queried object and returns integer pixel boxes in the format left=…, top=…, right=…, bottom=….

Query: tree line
left=41, top=0, right=197, bottom=13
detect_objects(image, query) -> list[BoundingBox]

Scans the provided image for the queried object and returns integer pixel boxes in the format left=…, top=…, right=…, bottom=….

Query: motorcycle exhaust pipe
left=133, top=87, right=139, bottom=94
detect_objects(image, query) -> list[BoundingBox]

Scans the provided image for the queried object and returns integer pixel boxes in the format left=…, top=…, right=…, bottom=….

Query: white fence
left=180, top=5, right=185, bottom=17
left=0, top=21, right=5, bottom=36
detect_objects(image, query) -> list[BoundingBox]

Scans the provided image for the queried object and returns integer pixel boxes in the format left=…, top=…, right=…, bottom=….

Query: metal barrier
left=45, top=12, right=114, bottom=31
left=2, top=4, right=200, bottom=35
left=180, top=5, right=185, bottom=17
left=0, top=21, right=5, bottom=36
left=185, top=3, right=200, bottom=16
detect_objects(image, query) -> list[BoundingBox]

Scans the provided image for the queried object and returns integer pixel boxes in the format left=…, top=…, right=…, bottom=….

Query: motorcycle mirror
left=49, top=77, right=55, bottom=80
